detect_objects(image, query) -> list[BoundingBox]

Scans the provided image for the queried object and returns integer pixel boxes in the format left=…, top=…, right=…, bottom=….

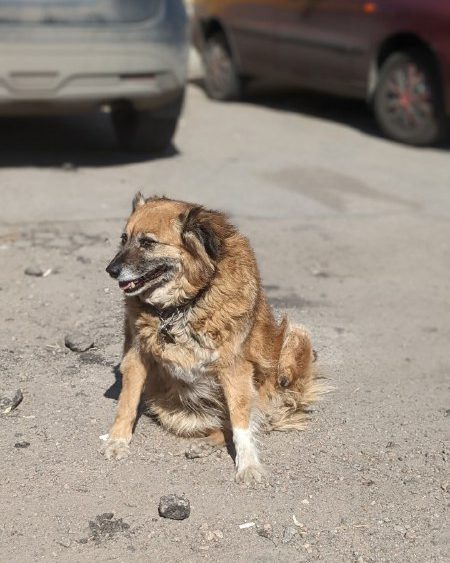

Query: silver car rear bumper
left=0, top=1, right=188, bottom=114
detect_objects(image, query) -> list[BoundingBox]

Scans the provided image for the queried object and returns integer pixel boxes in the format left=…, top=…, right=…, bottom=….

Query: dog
left=103, top=194, right=322, bottom=484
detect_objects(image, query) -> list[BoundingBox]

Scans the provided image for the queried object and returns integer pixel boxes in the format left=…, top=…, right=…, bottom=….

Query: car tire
left=112, top=94, right=184, bottom=153
left=373, top=50, right=447, bottom=146
left=203, top=32, right=242, bottom=101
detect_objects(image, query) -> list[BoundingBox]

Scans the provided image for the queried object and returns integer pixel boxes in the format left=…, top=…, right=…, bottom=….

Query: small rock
left=201, top=530, right=215, bottom=542
left=200, top=529, right=222, bottom=542
left=24, top=266, right=52, bottom=277
left=444, top=409, right=450, bottom=418
left=14, top=441, right=30, bottom=449
left=256, top=523, right=273, bottom=539
left=76, top=255, right=91, bottom=265
left=394, top=525, right=406, bottom=536
left=386, top=441, right=396, bottom=449
left=0, top=389, right=23, bottom=414
left=311, top=269, right=330, bottom=278
left=158, top=495, right=190, bottom=520
left=282, top=526, right=297, bottom=544
left=64, top=331, right=94, bottom=353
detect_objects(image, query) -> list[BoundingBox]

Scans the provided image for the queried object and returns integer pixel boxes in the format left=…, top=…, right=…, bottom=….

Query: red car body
left=193, top=0, right=450, bottom=116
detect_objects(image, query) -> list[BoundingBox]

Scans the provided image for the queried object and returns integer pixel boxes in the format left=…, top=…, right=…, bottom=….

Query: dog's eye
left=140, top=237, right=156, bottom=249
left=121, top=233, right=128, bottom=245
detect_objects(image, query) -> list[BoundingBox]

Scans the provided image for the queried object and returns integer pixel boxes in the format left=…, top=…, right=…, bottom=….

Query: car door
left=221, top=0, right=280, bottom=77
left=274, top=0, right=372, bottom=95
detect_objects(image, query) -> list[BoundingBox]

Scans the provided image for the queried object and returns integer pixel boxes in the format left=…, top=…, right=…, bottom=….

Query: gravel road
left=0, top=84, right=448, bottom=562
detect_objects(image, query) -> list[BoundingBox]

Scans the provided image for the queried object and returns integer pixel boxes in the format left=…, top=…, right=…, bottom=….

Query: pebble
left=76, top=256, right=91, bottom=265
left=14, top=441, right=30, bottom=449
left=311, top=269, right=330, bottom=278
left=282, top=526, right=298, bottom=544
left=0, top=389, right=23, bottom=414
left=158, top=495, right=190, bottom=520
left=201, top=529, right=223, bottom=541
left=256, top=522, right=273, bottom=539
left=64, top=331, right=94, bottom=353
left=24, top=266, right=52, bottom=277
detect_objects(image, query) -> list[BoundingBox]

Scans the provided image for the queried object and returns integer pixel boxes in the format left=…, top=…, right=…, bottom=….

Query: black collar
left=138, top=300, right=186, bottom=321
left=136, top=282, right=210, bottom=323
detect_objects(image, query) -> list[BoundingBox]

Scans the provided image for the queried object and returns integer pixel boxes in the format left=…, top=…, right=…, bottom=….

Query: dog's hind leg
left=185, top=429, right=228, bottom=459
left=102, top=348, right=147, bottom=460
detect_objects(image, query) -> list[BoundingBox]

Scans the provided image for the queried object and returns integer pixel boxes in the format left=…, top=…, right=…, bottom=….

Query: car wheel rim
left=384, top=63, right=433, bottom=132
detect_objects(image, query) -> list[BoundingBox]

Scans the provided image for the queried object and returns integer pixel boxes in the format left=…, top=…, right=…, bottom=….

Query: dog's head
left=106, top=193, right=234, bottom=308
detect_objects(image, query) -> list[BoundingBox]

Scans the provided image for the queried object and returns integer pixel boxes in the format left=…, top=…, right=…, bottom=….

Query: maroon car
left=192, top=0, right=450, bottom=145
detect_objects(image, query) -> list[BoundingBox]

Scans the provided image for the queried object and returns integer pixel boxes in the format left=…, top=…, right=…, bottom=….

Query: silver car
left=0, top=0, right=188, bottom=153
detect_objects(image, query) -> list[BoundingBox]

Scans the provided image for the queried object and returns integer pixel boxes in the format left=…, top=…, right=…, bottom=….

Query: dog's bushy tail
left=265, top=324, right=330, bottom=431
left=265, top=368, right=329, bottom=431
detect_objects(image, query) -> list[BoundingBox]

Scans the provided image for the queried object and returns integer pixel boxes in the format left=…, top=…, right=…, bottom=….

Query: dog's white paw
left=185, top=439, right=219, bottom=459
left=102, top=438, right=130, bottom=461
left=235, top=464, right=267, bottom=486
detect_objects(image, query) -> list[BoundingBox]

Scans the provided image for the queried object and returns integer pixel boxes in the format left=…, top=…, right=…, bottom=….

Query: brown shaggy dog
left=103, top=194, right=323, bottom=484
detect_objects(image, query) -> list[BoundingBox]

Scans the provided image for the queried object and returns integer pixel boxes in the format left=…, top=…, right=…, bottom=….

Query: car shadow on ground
left=0, top=113, right=179, bottom=168
left=195, top=81, right=450, bottom=150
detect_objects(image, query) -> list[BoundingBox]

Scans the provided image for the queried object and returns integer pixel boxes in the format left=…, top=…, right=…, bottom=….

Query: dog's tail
left=264, top=324, right=329, bottom=431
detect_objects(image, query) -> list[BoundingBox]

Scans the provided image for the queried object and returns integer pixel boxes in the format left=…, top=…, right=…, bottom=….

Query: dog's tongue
left=119, top=280, right=135, bottom=291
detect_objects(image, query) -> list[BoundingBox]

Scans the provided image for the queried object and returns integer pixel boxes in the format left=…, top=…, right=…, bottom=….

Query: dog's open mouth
left=118, top=265, right=169, bottom=294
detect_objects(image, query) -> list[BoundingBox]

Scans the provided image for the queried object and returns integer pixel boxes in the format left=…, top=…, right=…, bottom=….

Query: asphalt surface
left=0, top=84, right=449, bottom=562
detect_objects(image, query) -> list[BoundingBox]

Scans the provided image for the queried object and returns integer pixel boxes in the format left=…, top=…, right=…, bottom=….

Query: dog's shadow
left=104, top=364, right=148, bottom=432
left=103, top=364, right=123, bottom=401
left=103, top=365, right=236, bottom=459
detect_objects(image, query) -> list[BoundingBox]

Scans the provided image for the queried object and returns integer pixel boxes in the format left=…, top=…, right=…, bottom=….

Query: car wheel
left=112, top=94, right=183, bottom=153
left=373, top=50, right=446, bottom=146
left=203, top=32, right=242, bottom=101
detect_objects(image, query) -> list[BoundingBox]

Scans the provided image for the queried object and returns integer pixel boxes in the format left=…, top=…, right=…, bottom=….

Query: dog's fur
left=103, top=194, right=323, bottom=484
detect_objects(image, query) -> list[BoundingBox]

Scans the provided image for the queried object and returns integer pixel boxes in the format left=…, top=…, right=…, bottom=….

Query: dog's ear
left=180, top=206, right=224, bottom=261
left=132, top=191, right=145, bottom=212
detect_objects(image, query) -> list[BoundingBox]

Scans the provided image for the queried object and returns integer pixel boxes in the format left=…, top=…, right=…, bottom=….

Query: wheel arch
left=367, top=32, right=443, bottom=102
left=198, top=17, right=242, bottom=70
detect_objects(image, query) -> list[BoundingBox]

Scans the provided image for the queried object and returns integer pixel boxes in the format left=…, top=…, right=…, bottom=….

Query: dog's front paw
left=235, top=464, right=267, bottom=486
left=101, top=438, right=130, bottom=461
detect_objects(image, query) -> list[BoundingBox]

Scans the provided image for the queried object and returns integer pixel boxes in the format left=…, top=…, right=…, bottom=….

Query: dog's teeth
left=129, top=282, right=135, bottom=289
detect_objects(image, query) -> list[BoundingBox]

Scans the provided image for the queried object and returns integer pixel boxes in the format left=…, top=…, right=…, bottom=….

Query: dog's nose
left=106, top=260, right=121, bottom=279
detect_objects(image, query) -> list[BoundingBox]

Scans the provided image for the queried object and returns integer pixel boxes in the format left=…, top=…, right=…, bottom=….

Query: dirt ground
left=0, top=85, right=449, bottom=562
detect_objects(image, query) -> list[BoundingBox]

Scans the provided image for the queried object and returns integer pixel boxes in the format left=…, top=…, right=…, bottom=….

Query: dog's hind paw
left=235, top=464, right=267, bottom=486
left=101, top=438, right=130, bottom=461
left=185, top=439, right=219, bottom=459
